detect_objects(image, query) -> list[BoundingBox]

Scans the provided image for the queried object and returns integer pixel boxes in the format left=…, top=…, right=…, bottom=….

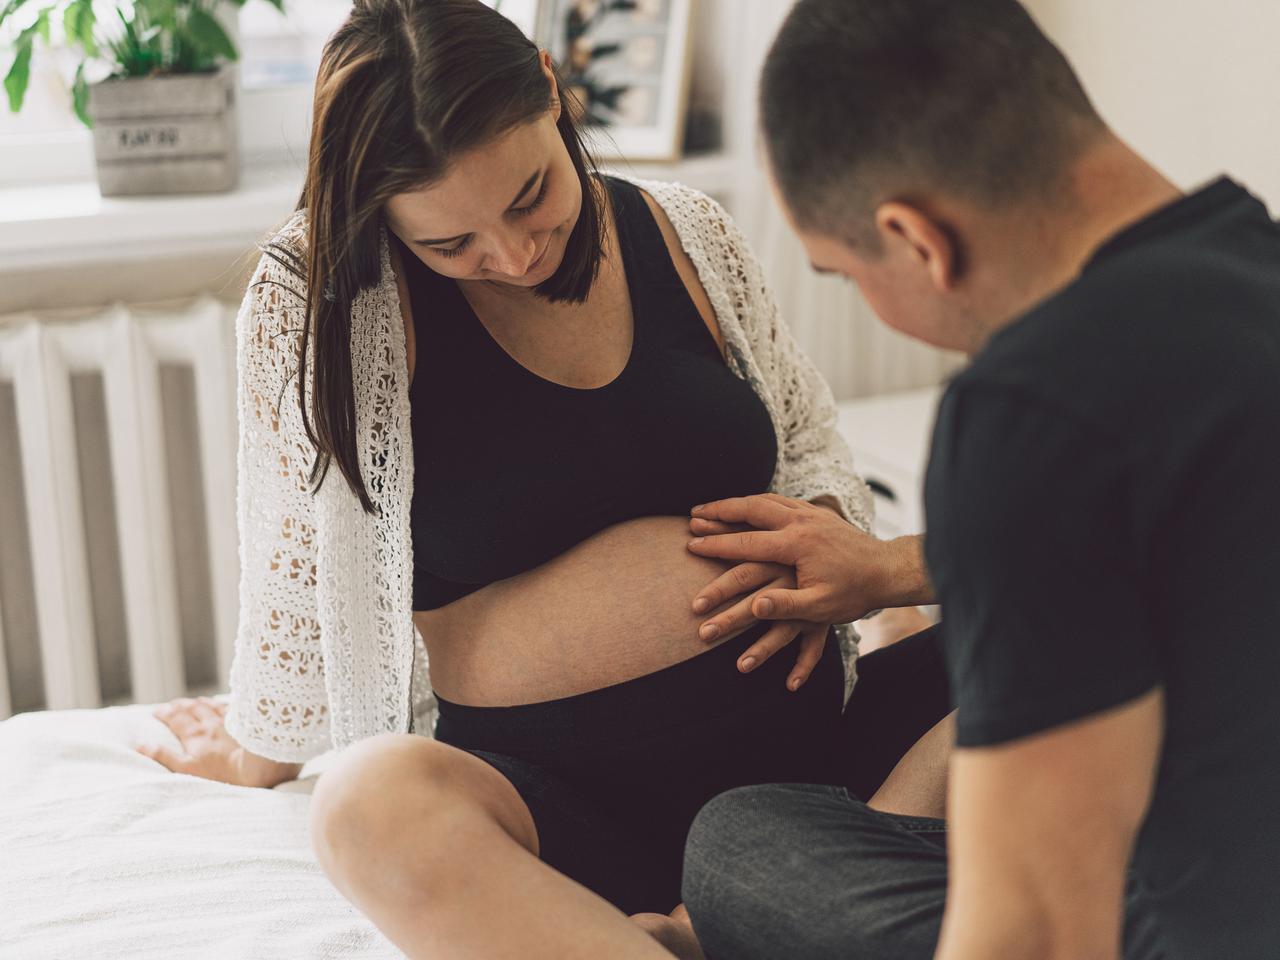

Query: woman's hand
left=135, top=697, right=303, bottom=789
left=741, top=618, right=831, bottom=692
left=691, top=559, right=830, bottom=691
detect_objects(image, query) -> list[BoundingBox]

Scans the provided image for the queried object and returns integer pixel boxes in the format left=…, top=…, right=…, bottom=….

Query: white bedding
left=0, top=700, right=405, bottom=960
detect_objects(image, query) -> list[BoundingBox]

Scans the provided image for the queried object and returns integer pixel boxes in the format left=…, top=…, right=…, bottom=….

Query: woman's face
left=384, top=102, right=582, bottom=290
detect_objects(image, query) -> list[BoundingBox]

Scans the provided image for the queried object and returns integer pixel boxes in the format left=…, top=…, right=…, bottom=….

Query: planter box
left=87, top=66, right=239, bottom=196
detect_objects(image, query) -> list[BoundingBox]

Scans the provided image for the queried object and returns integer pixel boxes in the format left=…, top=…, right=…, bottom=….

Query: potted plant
left=2, top=0, right=285, bottom=195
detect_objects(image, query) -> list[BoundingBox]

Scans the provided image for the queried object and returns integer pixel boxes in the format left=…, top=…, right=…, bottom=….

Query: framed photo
left=534, top=0, right=694, bottom=161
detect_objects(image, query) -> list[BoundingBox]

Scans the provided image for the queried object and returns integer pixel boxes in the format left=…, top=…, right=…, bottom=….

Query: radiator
left=0, top=296, right=239, bottom=719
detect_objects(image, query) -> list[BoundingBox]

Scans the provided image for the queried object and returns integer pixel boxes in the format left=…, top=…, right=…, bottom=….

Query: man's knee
left=684, top=784, right=854, bottom=959
left=684, top=782, right=946, bottom=960
left=683, top=786, right=762, bottom=914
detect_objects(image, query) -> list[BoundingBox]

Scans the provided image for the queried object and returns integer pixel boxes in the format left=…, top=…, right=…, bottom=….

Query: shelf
left=602, top=152, right=738, bottom=198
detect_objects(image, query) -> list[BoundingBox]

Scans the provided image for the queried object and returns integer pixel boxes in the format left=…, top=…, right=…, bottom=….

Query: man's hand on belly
left=685, top=493, right=935, bottom=626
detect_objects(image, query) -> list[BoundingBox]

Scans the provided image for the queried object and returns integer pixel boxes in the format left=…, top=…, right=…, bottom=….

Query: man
left=678, top=1, right=1280, bottom=958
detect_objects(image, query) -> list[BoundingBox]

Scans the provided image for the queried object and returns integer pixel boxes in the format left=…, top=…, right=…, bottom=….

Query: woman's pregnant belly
left=415, top=515, right=758, bottom=706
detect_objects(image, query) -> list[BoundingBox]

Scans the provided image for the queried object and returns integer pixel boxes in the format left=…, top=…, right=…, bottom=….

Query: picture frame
left=533, top=0, right=694, bottom=162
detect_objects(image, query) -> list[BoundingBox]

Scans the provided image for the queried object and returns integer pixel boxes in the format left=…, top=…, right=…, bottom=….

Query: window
left=0, top=8, right=98, bottom=184
left=0, top=1, right=545, bottom=189
left=238, top=0, right=348, bottom=88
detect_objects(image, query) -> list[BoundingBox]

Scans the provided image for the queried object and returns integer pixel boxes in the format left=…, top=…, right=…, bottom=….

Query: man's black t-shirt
left=923, top=177, right=1280, bottom=958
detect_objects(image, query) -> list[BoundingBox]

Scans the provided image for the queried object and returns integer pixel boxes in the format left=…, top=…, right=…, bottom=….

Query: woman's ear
left=539, top=50, right=562, bottom=121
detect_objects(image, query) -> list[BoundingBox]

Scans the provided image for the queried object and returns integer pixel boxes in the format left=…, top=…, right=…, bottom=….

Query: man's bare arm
left=937, top=688, right=1164, bottom=960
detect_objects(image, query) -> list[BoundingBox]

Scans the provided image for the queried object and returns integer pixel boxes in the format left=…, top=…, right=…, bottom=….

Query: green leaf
left=112, top=7, right=150, bottom=75
left=259, top=0, right=285, bottom=12
left=63, top=0, right=97, bottom=57
left=186, top=7, right=238, bottom=62
left=32, top=4, right=48, bottom=40
left=3, top=35, right=32, bottom=113
left=138, top=0, right=176, bottom=40
left=70, top=60, right=90, bottom=127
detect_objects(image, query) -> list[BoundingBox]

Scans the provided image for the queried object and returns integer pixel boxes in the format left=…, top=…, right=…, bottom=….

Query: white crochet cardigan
left=223, top=175, right=875, bottom=764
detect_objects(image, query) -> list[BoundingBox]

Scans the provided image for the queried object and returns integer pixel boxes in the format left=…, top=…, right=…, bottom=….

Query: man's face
left=769, top=172, right=971, bottom=353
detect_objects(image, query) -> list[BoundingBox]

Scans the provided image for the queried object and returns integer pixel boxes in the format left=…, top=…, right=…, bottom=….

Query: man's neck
left=968, top=136, right=1184, bottom=354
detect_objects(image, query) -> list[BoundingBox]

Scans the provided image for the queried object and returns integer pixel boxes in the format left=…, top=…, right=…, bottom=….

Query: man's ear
left=539, top=50, right=562, bottom=122
left=874, top=201, right=959, bottom=292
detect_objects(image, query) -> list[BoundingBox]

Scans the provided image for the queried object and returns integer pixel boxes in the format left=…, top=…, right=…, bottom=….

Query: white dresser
left=835, top=386, right=945, bottom=541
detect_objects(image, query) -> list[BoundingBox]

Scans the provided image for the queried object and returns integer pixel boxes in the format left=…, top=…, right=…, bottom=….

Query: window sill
left=0, top=152, right=738, bottom=274
left=0, top=161, right=307, bottom=272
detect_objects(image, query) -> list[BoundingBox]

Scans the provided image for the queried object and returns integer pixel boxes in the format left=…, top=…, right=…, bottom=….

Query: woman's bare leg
left=867, top=711, right=956, bottom=819
left=857, top=606, right=936, bottom=655
left=310, top=732, right=675, bottom=960
left=631, top=903, right=706, bottom=960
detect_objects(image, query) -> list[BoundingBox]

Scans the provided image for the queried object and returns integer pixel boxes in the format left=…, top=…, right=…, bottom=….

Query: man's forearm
left=876, top=533, right=936, bottom=608
left=808, top=499, right=936, bottom=610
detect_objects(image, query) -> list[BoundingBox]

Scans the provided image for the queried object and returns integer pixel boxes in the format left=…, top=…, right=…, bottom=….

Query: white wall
left=747, top=0, right=1280, bottom=401
left=1027, top=0, right=1280, bottom=213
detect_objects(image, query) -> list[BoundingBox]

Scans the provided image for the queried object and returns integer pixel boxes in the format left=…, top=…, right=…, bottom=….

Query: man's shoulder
left=964, top=238, right=1280, bottom=444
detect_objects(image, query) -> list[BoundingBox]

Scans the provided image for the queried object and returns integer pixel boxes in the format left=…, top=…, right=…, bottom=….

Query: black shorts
left=433, top=621, right=950, bottom=915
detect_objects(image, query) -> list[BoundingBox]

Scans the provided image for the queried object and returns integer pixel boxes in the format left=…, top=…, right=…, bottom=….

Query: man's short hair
left=761, top=0, right=1106, bottom=250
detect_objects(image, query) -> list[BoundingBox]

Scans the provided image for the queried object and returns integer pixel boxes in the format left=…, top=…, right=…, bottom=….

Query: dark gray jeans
left=682, top=782, right=1167, bottom=960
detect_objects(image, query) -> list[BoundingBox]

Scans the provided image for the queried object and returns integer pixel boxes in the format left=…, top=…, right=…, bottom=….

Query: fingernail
left=691, top=504, right=705, bottom=513
left=688, top=538, right=704, bottom=547
left=789, top=677, right=802, bottom=691
left=741, top=657, right=757, bottom=672
left=757, top=598, right=773, bottom=616
left=692, top=597, right=709, bottom=613
left=700, top=624, right=720, bottom=641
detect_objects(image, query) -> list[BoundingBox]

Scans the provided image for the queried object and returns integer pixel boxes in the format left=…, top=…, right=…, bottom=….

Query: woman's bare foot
left=630, top=903, right=706, bottom=960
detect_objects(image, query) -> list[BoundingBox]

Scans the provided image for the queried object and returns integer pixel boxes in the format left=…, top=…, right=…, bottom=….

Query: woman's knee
left=309, top=734, right=535, bottom=880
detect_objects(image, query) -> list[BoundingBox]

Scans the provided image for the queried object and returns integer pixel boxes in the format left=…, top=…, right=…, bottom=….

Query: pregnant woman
left=139, top=2, right=949, bottom=957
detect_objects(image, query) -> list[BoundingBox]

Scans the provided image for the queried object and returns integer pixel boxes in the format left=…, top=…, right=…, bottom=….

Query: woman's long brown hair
left=258, top=0, right=604, bottom=516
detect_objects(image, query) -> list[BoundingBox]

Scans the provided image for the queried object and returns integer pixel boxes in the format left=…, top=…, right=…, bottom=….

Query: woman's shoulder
left=605, top=173, right=737, bottom=247
left=604, top=172, right=780, bottom=347
left=243, top=209, right=315, bottom=309
left=248, top=209, right=399, bottom=313
left=240, top=211, right=311, bottom=339
left=259, top=208, right=311, bottom=265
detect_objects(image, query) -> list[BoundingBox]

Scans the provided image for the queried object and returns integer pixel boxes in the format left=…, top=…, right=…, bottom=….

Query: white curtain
left=726, top=1, right=964, bottom=401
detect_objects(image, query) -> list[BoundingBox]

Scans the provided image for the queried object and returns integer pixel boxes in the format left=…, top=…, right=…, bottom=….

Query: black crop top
left=398, top=175, right=779, bottom=611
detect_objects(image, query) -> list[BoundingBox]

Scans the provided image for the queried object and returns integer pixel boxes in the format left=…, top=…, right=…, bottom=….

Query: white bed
left=0, top=700, right=402, bottom=960
left=0, top=286, right=941, bottom=958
